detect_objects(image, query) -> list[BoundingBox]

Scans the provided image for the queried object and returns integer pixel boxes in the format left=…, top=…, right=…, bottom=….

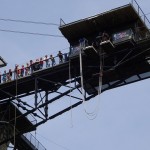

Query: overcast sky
left=0, top=0, right=150, bottom=150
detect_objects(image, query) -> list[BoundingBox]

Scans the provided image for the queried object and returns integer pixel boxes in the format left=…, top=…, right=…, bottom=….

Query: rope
left=13, top=71, right=18, bottom=150
left=0, top=28, right=64, bottom=38
left=35, top=126, right=37, bottom=149
left=84, top=50, right=103, bottom=120
left=79, top=46, right=103, bottom=120
left=68, top=59, right=73, bottom=127
left=0, top=18, right=59, bottom=26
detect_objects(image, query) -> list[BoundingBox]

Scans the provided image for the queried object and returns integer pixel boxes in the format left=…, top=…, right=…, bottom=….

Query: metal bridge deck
left=0, top=38, right=150, bottom=102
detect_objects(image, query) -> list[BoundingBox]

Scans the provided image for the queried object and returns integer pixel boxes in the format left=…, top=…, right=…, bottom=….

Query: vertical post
left=74, top=68, right=77, bottom=88
left=79, top=45, right=86, bottom=101
left=30, top=134, right=32, bottom=144
left=35, top=78, right=38, bottom=108
left=45, top=91, right=48, bottom=119
left=69, top=45, right=71, bottom=55
left=60, top=18, right=66, bottom=26
left=37, top=140, right=39, bottom=149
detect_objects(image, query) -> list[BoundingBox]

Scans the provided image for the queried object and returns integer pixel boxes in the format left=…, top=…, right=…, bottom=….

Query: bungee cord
left=68, top=58, right=73, bottom=127
left=79, top=45, right=103, bottom=120
left=13, top=70, right=18, bottom=150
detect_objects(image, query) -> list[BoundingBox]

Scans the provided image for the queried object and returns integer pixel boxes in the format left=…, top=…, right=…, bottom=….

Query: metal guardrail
left=22, top=132, right=46, bottom=150
left=0, top=121, right=45, bottom=150
left=0, top=52, right=69, bottom=126
left=0, top=52, right=69, bottom=85
left=131, top=0, right=150, bottom=29
left=0, top=1, right=150, bottom=85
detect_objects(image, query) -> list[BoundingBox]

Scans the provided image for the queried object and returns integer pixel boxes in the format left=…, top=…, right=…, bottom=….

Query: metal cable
left=68, top=58, right=73, bottom=127
left=0, top=28, right=64, bottom=37
left=0, top=18, right=59, bottom=26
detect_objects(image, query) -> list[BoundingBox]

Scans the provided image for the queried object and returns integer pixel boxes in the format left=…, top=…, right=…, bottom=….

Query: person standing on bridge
left=40, top=57, right=44, bottom=69
left=58, top=51, right=63, bottom=63
left=45, top=55, right=50, bottom=68
left=21, top=65, right=24, bottom=77
left=25, top=63, right=30, bottom=76
left=7, top=69, right=12, bottom=81
left=9, top=69, right=12, bottom=79
left=30, top=60, right=34, bottom=74
left=17, top=66, right=21, bottom=78
left=2, top=70, right=7, bottom=83
left=50, top=54, right=56, bottom=67
left=14, top=64, right=19, bottom=79
left=7, top=71, right=11, bottom=82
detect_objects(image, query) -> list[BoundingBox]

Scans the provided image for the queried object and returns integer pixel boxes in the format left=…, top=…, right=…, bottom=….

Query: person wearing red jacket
left=40, top=57, right=43, bottom=69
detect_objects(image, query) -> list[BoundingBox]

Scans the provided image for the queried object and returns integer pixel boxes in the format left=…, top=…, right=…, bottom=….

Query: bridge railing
left=131, top=0, right=150, bottom=29
left=22, top=132, right=47, bottom=150
left=0, top=52, right=69, bottom=84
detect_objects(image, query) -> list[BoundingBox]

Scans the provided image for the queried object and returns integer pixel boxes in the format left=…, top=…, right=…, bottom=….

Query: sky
left=0, top=0, right=150, bottom=150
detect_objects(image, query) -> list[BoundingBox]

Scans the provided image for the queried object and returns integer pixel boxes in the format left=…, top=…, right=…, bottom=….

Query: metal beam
left=0, top=93, right=97, bottom=146
left=9, top=84, right=81, bottom=123
left=37, top=77, right=74, bottom=89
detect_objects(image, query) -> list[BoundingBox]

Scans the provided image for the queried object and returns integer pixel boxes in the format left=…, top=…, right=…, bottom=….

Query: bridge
left=0, top=0, right=150, bottom=149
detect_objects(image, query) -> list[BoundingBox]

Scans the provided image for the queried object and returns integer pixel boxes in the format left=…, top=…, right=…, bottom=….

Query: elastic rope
left=13, top=71, right=18, bottom=149
left=84, top=51, right=103, bottom=120
left=79, top=47, right=103, bottom=120
left=68, top=59, right=73, bottom=127
left=35, top=127, right=37, bottom=149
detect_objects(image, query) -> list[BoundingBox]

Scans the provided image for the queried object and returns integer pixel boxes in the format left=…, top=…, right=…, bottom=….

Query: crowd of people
left=0, top=31, right=110, bottom=84
left=0, top=51, right=67, bottom=84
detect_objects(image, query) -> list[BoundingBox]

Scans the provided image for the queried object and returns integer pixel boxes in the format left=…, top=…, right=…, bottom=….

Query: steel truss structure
left=0, top=0, right=150, bottom=149
left=0, top=39, right=150, bottom=146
